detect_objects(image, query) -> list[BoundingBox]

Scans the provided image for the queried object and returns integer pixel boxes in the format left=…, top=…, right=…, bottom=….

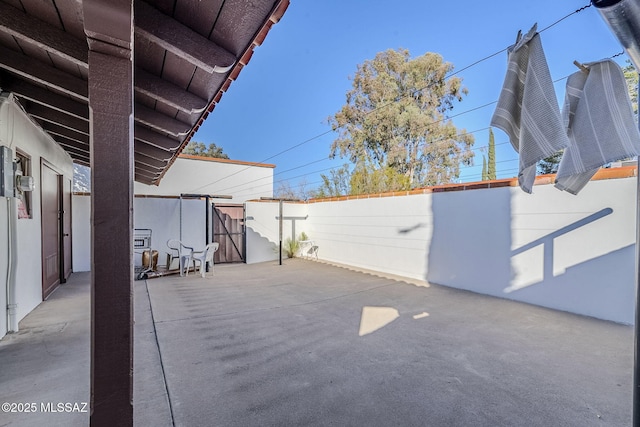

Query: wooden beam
left=135, top=161, right=163, bottom=175
left=134, top=103, right=191, bottom=137
left=134, top=139, right=173, bottom=161
left=0, top=44, right=88, bottom=101
left=53, top=137, right=90, bottom=159
left=134, top=166, right=161, bottom=179
left=134, top=151, right=168, bottom=169
left=28, top=103, right=90, bottom=134
left=134, top=124, right=182, bottom=151
left=0, top=1, right=88, bottom=68
left=40, top=122, right=90, bottom=144
left=8, top=80, right=89, bottom=120
left=135, top=0, right=236, bottom=74
left=135, top=68, right=207, bottom=114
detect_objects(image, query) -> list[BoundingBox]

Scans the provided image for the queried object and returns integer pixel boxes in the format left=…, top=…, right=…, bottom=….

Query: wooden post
left=84, top=1, right=134, bottom=425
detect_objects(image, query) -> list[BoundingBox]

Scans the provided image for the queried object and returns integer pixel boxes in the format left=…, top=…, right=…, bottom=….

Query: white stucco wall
left=134, top=156, right=274, bottom=202
left=0, top=94, right=73, bottom=337
left=72, top=195, right=208, bottom=272
left=245, top=201, right=311, bottom=264
left=71, top=194, right=91, bottom=272
left=248, top=177, right=637, bottom=324
left=72, top=155, right=275, bottom=272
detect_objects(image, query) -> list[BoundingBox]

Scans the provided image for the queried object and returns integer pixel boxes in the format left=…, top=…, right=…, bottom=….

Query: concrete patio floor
left=0, top=259, right=634, bottom=426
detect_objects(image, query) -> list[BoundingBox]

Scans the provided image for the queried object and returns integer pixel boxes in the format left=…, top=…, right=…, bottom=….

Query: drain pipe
left=6, top=196, right=17, bottom=332
left=593, top=1, right=640, bottom=425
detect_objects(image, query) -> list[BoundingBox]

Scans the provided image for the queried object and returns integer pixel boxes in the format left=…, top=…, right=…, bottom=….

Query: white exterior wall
left=245, top=201, right=310, bottom=264
left=71, top=194, right=91, bottom=272
left=0, top=95, right=73, bottom=337
left=72, top=196, right=208, bottom=271
left=134, top=156, right=274, bottom=202
left=248, top=177, right=637, bottom=324
left=72, top=156, right=275, bottom=272
left=133, top=197, right=206, bottom=268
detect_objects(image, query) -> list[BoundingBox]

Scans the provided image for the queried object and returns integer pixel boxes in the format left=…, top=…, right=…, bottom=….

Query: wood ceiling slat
left=134, top=124, right=182, bottom=151
left=189, top=67, right=225, bottom=100
left=211, top=0, right=276, bottom=56
left=20, top=0, right=63, bottom=30
left=148, top=0, right=177, bottom=17
left=49, top=54, right=84, bottom=79
left=173, top=0, right=224, bottom=39
left=174, top=110, right=194, bottom=126
left=28, top=103, right=89, bottom=134
left=135, top=67, right=207, bottom=113
left=135, top=161, right=164, bottom=174
left=9, top=80, right=89, bottom=120
left=134, top=92, right=157, bottom=110
left=0, top=44, right=88, bottom=100
left=0, top=1, right=87, bottom=68
left=16, top=41, right=54, bottom=67
left=134, top=37, right=165, bottom=76
left=0, top=32, right=21, bottom=53
left=161, top=51, right=194, bottom=90
left=154, top=102, right=182, bottom=122
left=135, top=152, right=168, bottom=169
left=53, top=0, right=85, bottom=39
left=134, top=103, right=191, bottom=137
left=135, top=0, right=236, bottom=74
left=52, top=134, right=89, bottom=152
left=3, top=0, right=25, bottom=11
left=135, top=140, right=173, bottom=161
left=40, top=121, right=90, bottom=144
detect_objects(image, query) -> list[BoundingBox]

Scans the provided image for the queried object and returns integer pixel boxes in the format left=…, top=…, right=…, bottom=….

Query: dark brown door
left=213, top=204, right=245, bottom=263
left=60, top=176, right=72, bottom=282
left=41, top=162, right=60, bottom=298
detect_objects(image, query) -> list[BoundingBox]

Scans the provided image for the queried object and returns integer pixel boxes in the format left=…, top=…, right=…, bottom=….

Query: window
left=15, top=150, right=32, bottom=219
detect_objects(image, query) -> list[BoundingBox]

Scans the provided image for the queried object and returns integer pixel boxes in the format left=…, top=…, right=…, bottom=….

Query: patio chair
left=184, top=242, right=219, bottom=278
left=166, top=239, right=193, bottom=276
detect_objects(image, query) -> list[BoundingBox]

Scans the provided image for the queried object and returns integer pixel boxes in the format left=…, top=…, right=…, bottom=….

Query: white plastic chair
left=184, top=242, right=219, bottom=278
left=167, top=239, right=193, bottom=276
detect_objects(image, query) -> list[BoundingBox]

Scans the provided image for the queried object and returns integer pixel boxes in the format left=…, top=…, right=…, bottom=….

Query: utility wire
left=191, top=2, right=595, bottom=193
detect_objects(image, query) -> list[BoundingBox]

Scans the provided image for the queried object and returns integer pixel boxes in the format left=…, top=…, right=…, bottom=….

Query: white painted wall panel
left=0, top=95, right=73, bottom=337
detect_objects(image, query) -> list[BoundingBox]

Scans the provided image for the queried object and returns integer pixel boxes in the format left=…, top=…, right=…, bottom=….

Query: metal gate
left=212, top=204, right=245, bottom=263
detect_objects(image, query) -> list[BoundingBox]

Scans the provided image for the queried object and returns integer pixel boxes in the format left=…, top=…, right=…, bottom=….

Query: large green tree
left=328, top=48, right=474, bottom=194
left=182, top=141, right=229, bottom=159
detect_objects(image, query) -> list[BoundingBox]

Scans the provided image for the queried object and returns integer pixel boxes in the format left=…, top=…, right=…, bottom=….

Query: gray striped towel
left=491, top=24, right=570, bottom=193
left=555, top=59, right=640, bottom=195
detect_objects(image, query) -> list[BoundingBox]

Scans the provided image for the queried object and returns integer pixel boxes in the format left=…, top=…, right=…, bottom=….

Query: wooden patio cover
left=0, top=1, right=288, bottom=425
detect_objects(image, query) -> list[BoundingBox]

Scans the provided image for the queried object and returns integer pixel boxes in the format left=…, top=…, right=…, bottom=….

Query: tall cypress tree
left=481, top=156, right=488, bottom=181
left=488, top=128, right=496, bottom=180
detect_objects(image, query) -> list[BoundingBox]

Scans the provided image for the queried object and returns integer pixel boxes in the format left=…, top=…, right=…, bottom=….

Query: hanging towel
left=491, top=24, right=570, bottom=193
left=555, top=59, right=640, bottom=195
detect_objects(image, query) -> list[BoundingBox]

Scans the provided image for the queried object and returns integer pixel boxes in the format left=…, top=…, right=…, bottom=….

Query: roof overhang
left=0, top=0, right=289, bottom=185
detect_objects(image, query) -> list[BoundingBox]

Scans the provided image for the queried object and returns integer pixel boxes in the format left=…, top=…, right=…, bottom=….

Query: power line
left=192, top=2, right=596, bottom=193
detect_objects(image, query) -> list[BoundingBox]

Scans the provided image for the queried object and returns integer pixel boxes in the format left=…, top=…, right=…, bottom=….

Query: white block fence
left=245, top=175, right=637, bottom=324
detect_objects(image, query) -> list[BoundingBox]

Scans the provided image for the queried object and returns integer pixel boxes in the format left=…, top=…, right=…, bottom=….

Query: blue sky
left=193, top=0, right=627, bottom=196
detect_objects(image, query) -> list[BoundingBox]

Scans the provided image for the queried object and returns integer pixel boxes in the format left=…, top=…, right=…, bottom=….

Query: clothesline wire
left=210, top=126, right=512, bottom=195
left=190, top=1, right=596, bottom=193
left=212, top=46, right=625, bottom=196
left=236, top=159, right=523, bottom=201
